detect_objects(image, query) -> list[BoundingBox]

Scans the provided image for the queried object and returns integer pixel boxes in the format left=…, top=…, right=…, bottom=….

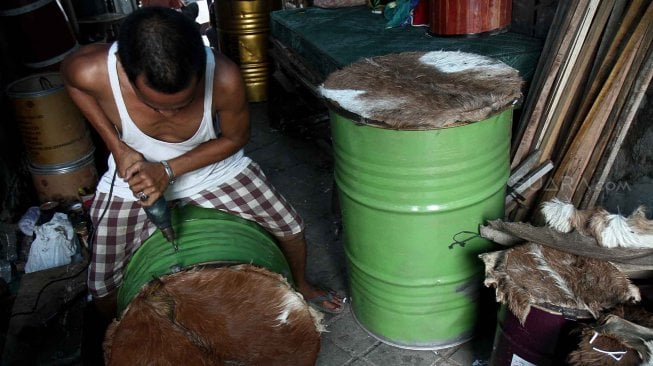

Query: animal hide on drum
left=104, top=264, right=325, bottom=366
left=480, top=243, right=641, bottom=324
left=567, top=305, right=653, bottom=366
left=541, top=199, right=653, bottom=249
left=320, top=51, right=523, bottom=129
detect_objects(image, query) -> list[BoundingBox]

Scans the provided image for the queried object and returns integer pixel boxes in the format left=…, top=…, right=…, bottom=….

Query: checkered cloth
left=88, top=161, right=304, bottom=298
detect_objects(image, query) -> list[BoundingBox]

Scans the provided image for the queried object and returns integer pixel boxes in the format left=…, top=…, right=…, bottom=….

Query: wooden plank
left=536, top=0, right=615, bottom=165
left=506, top=160, right=554, bottom=205
left=505, top=172, right=551, bottom=222
left=531, top=0, right=601, bottom=159
left=586, top=0, right=629, bottom=85
left=508, top=149, right=540, bottom=187
left=538, top=2, right=653, bottom=204
left=580, top=46, right=653, bottom=208
left=556, top=0, right=648, bottom=164
left=574, top=24, right=653, bottom=205
left=510, top=0, right=576, bottom=167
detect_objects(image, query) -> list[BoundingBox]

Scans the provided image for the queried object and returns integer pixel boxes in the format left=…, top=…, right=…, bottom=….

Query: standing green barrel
left=117, top=205, right=292, bottom=313
left=321, top=51, right=523, bottom=349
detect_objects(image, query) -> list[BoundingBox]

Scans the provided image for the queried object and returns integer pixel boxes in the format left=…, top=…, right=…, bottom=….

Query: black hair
left=117, top=6, right=206, bottom=93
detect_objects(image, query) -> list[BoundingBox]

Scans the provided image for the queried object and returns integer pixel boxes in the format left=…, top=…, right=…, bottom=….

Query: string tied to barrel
left=448, top=231, right=481, bottom=249
left=589, top=331, right=627, bottom=361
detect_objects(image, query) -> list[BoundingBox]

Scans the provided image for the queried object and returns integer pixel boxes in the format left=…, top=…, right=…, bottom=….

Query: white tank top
left=96, top=42, right=251, bottom=200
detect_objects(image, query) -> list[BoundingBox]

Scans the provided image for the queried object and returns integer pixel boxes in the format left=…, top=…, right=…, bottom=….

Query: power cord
left=10, top=170, right=117, bottom=318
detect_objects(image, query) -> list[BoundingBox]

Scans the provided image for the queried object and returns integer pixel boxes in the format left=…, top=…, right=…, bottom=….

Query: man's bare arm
left=61, top=45, right=143, bottom=179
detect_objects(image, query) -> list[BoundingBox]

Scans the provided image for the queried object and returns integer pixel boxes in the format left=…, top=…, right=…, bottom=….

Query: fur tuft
left=542, top=198, right=578, bottom=233
left=541, top=199, right=598, bottom=236
left=589, top=207, right=653, bottom=249
left=542, top=200, right=653, bottom=249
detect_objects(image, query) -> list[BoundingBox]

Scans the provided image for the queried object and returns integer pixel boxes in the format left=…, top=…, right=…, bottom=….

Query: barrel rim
left=0, top=0, right=53, bottom=16
left=325, top=98, right=515, bottom=131
left=351, top=308, right=473, bottom=350
left=532, top=302, right=594, bottom=320
left=24, top=43, right=80, bottom=69
left=28, top=150, right=96, bottom=174
left=5, top=72, right=65, bottom=98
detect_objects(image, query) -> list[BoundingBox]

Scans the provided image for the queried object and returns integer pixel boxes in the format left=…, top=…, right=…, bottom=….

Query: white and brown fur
left=568, top=305, right=653, bottom=366
left=541, top=199, right=653, bottom=249
left=320, top=51, right=523, bottom=129
left=480, top=243, right=641, bottom=325
left=104, top=264, right=325, bottom=366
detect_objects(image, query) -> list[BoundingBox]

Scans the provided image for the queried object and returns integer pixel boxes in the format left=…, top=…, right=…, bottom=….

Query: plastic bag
left=25, top=212, right=79, bottom=273
left=18, top=206, right=40, bottom=236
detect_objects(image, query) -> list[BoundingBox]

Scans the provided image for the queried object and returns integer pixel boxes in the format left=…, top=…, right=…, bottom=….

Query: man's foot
left=299, top=285, right=345, bottom=314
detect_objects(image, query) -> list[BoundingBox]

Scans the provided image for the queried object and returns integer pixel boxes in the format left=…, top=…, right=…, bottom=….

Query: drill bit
left=143, top=196, right=178, bottom=251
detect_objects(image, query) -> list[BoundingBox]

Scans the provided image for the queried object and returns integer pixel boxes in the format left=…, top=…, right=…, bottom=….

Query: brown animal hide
left=104, top=264, right=324, bottom=366
left=568, top=306, right=653, bottom=366
left=320, top=51, right=523, bottom=129
left=567, top=328, right=642, bottom=366
left=480, top=243, right=641, bottom=324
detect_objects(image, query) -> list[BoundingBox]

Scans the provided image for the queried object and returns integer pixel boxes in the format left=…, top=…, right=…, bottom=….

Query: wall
left=0, top=27, right=37, bottom=222
left=600, top=84, right=653, bottom=216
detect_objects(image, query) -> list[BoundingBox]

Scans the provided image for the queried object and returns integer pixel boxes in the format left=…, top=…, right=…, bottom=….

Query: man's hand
left=114, top=146, right=145, bottom=180
left=124, top=160, right=170, bottom=205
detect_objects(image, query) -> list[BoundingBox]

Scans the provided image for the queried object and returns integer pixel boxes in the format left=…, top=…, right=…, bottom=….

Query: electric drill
left=143, top=197, right=177, bottom=250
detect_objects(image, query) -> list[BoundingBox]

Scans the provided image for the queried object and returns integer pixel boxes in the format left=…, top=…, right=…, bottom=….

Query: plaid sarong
left=88, top=161, right=304, bottom=298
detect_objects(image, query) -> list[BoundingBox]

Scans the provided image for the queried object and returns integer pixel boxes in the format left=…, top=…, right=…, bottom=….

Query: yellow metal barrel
left=216, top=0, right=271, bottom=102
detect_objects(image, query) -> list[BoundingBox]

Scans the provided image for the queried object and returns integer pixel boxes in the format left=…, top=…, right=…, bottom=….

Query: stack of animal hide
left=104, top=264, right=325, bottom=366
left=319, top=50, right=523, bottom=129
left=541, top=199, right=653, bottom=249
left=480, top=243, right=641, bottom=325
left=567, top=304, right=653, bottom=366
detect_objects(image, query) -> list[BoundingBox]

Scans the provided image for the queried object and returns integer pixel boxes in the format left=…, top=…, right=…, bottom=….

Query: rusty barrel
left=429, top=0, right=512, bottom=37
left=0, top=0, right=78, bottom=69
left=6, top=73, right=95, bottom=166
left=321, top=51, right=522, bottom=349
left=215, top=0, right=271, bottom=102
left=29, top=151, right=98, bottom=204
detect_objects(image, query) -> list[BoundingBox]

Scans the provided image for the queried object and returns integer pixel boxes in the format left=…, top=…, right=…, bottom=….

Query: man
left=61, top=6, right=343, bottom=317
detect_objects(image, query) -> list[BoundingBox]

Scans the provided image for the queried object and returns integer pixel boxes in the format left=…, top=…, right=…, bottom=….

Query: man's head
left=118, top=6, right=206, bottom=94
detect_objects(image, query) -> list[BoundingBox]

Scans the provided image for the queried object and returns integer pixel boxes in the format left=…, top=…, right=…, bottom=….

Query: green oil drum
left=331, top=108, right=512, bottom=349
left=323, top=50, right=521, bottom=349
left=117, top=205, right=291, bottom=312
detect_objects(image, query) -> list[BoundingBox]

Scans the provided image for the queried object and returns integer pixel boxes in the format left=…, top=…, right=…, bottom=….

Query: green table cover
left=270, top=6, right=543, bottom=82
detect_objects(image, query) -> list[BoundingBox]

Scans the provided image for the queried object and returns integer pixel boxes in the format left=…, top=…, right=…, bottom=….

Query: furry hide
left=541, top=199, right=653, bottom=249
left=104, top=264, right=324, bottom=366
left=480, top=243, right=641, bottom=324
left=320, top=51, right=523, bottom=129
left=568, top=305, right=653, bottom=366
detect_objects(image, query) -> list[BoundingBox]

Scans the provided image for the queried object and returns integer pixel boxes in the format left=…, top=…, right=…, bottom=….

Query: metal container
left=117, top=205, right=292, bottom=312
left=6, top=73, right=95, bottom=166
left=330, top=108, right=512, bottom=349
left=0, top=0, right=78, bottom=69
left=29, top=151, right=98, bottom=204
left=215, top=0, right=271, bottom=102
left=429, top=0, right=512, bottom=37
left=490, top=304, right=591, bottom=366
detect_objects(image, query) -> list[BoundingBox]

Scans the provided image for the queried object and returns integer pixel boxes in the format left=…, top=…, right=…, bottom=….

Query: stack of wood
left=508, top=0, right=653, bottom=222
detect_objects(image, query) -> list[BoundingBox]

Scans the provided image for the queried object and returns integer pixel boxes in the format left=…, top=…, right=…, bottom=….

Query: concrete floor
left=246, top=102, right=494, bottom=366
